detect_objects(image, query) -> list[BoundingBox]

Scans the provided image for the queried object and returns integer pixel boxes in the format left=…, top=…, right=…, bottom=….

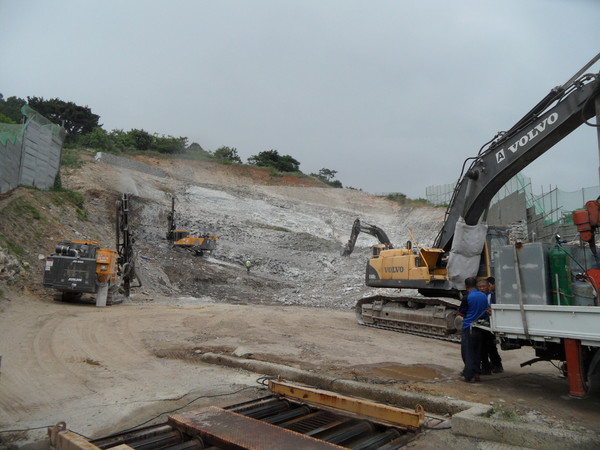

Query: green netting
left=0, top=104, right=63, bottom=146
left=0, top=122, right=25, bottom=145
left=425, top=181, right=456, bottom=205
left=531, top=185, right=600, bottom=227
left=21, top=104, right=63, bottom=137
left=427, top=172, right=600, bottom=228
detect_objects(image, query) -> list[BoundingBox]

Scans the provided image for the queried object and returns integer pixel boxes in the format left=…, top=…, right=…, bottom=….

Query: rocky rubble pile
left=0, top=248, right=29, bottom=287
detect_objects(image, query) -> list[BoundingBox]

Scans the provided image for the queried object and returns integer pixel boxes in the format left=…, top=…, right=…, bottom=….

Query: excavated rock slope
left=51, top=154, right=447, bottom=309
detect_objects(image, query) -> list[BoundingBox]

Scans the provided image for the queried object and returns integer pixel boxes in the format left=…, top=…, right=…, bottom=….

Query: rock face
left=0, top=248, right=27, bottom=284
left=8, top=154, right=445, bottom=308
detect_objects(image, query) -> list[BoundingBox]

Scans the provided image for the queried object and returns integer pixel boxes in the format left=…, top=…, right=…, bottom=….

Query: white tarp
left=448, top=217, right=488, bottom=290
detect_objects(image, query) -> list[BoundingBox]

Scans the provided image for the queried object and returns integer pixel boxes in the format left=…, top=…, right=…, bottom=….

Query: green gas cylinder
left=549, top=246, right=573, bottom=305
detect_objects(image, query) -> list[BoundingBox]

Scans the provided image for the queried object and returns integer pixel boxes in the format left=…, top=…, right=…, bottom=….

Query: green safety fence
left=428, top=172, right=600, bottom=229
left=0, top=104, right=63, bottom=146
left=21, top=104, right=63, bottom=136
left=0, top=122, right=25, bottom=145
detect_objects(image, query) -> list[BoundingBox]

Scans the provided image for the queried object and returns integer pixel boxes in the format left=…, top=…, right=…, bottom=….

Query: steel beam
left=48, top=424, right=103, bottom=450
left=268, top=379, right=424, bottom=430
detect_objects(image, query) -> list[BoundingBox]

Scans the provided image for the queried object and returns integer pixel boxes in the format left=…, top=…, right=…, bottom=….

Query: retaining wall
left=0, top=137, right=22, bottom=194
left=0, top=111, right=65, bottom=194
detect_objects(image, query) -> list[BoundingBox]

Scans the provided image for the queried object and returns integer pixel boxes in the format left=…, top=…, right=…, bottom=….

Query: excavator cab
left=366, top=226, right=508, bottom=293
left=370, top=243, right=393, bottom=257
left=367, top=245, right=450, bottom=288
left=169, top=230, right=191, bottom=241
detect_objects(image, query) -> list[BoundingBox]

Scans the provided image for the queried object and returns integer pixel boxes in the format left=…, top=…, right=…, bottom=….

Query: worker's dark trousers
left=461, top=327, right=483, bottom=381
left=481, top=330, right=502, bottom=371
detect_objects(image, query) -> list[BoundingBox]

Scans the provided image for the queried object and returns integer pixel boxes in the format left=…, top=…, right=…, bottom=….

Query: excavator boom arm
left=342, top=218, right=393, bottom=256
left=435, top=62, right=600, bottom=252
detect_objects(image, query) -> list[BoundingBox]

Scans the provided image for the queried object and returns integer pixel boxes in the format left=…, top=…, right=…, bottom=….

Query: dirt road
left=1, top=290, right=599, bottom=447
left=0, top=292, right=265, bottom=444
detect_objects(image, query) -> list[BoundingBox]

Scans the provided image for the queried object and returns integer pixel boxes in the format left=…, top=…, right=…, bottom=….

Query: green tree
left=384, top=193, right=408, bottom=204
left=0, top=113, right=17, bottom=124
left=0, top=95, right=26, bottom=123
left=311, top=168, right=343, bottom=188
left=187, top=142, right=204, bottom=152
left=248, top=149, right=300, bottom=172
left=185, top=142, right=214, bottom=160
left=79, top=127, right=112, bottom=150
left=152, top=134, right=187, bottom=154
left=214, top=146, right=242, bottom=163
left=108, top=129, right=134, bottom=151
left=128, top=129, right=153, bottom=150
left=27, top=96, right=101, bottom=142
left=318, top=168, right=337, bottom=182
left=278, top=154, right=301, bottom=172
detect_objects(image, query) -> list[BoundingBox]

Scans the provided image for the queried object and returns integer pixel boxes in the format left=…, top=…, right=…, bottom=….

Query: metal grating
left=50, top=394, right=428, bottom=449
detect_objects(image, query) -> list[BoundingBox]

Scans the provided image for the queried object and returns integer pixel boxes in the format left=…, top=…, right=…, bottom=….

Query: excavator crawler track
left=356, top=295, right=462, bottom=343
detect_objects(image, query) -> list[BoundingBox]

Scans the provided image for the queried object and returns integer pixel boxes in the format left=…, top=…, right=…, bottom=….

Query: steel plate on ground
left=169, top=406, right=345, bottom=449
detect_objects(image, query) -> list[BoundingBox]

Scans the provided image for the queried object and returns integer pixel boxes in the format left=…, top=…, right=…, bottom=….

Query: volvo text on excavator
left=352, top=55, right=600, bottom=340
left=43, top=193, right=141, bottom=306
left=166, top=195, right=218, bottom=256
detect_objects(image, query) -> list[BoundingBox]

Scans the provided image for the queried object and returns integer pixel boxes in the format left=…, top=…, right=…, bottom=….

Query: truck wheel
left=586, top=348, right=600, bottom=394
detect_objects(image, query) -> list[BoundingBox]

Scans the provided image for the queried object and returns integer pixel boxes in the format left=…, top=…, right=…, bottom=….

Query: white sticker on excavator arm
left=495, top=149, right=505, bottom=164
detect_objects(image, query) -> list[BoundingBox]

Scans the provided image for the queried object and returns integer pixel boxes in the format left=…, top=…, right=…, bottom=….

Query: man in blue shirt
left=481, top=277, right=503, bottom=374
left=459, top=277, right=489, bottom=382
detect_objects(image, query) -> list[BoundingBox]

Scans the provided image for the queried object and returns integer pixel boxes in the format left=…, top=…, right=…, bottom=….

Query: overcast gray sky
left=1, top=1, right=599, bottom=198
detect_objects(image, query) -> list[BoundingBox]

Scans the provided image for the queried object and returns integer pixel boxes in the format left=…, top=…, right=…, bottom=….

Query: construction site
left=2, top=62, right=600, bottom=449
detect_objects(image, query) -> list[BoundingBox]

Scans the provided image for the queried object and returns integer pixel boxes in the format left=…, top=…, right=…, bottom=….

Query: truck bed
left=491, top=304, right=600, bottom=347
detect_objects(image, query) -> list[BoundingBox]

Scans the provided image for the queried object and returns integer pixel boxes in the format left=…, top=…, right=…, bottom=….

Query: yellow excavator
left=347, top=56, right=600, bottom=339
left=166, top=196, right=218, bottom=256
left=344, top=218, right=508, bottom=339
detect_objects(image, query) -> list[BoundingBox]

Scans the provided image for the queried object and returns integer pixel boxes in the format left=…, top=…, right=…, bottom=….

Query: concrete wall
left=487, top=191, right=527, bottom=226
left=0, top=119, right=64, bottom=194
left=0, top=138, right=23, bottom=194
left=487, top=191, right=579, bottom=243
left=19, top=120, right=63, bottom=190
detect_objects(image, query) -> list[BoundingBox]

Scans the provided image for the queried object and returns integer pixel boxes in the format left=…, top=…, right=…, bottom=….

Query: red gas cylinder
left=586, top=268, right=600, bottom=306
left=573, top=209, right=593, bottom=242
